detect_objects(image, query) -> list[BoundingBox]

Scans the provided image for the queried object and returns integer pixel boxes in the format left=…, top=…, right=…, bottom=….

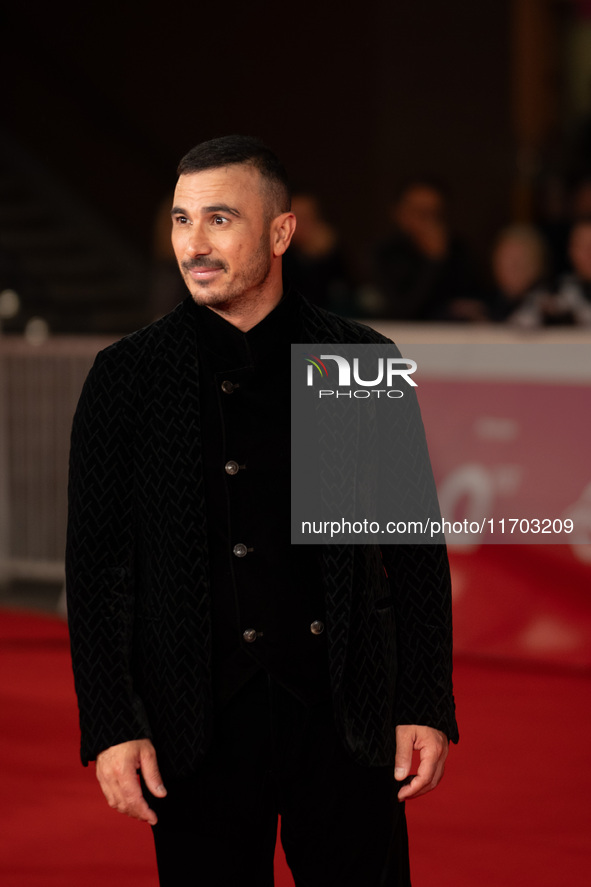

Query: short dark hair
left=177, top=135, right=291, bottom=216
left=393, top=175, right=450, bottom=206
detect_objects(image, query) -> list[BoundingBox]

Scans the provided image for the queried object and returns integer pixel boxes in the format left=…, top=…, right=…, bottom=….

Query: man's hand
left=394, top=724, right=448, bottom=801
left=95, top=738, right=167, bottom=825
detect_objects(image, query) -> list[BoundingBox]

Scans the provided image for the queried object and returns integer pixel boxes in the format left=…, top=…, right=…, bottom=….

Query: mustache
left=182, top=258, right=228, bottom=273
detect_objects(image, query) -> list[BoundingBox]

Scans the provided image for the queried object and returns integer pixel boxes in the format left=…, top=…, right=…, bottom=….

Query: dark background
left=2, top=0, right=585, bottom=330
left=3, top=1, right=512, bottom=252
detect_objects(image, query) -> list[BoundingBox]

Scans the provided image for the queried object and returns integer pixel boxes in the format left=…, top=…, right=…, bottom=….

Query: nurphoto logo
left=304, top=353, right=417, bottom=399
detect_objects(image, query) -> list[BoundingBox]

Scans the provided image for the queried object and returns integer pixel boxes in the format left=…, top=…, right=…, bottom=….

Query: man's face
left=171, top=164, right=275, bottom=312
left=569, top=223, right=591, bottom=282
left=394, top=186, right=446, bottom=236
left=493, top=236, right=541, bottom=298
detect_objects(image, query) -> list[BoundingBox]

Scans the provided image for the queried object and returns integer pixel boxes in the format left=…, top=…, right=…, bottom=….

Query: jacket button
left=225, top=460, right=240, bottom=475
left=221, top=380, right=236, bottom=394
left=242, top=628, right=257, bottom=643
left=310, top=620, right=325, bottom=635
left=233, top=543, right=248, bottom=558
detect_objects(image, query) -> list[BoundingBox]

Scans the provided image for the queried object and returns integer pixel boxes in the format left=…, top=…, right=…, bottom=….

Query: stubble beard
left=183, top=232, right=273, bottom=315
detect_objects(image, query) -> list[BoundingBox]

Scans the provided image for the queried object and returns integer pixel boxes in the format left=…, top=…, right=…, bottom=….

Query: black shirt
left=193, top=293, right=329, bottom=708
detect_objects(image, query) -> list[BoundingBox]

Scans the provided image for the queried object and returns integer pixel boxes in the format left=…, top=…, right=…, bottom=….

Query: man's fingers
left=397, top=746, right=436, bottom=799
left=140, top=747, right=167, bottom=798
left=397, top=755, right=444, bottom=801
left=394, top=725, right=414, bottom=781
left=395, top=725, right=448, bottom=801
left=99, top=767, right=158, bottom=824
left=118, top=774, right=158, bottom=824
left=96, top=739, right=163, bottom=824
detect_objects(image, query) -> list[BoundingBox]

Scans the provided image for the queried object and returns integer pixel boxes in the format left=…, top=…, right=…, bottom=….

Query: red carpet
left=1, top=609, right=590, bottom=886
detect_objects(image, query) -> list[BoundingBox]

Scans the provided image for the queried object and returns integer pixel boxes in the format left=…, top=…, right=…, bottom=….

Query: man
left=282, top=190, right=356, bottom=313
left=371, top=177, right=483, bottom=321
left=67, top=135, right=458, bottom=886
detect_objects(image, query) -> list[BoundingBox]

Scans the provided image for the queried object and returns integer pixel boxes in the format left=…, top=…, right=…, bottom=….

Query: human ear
left=272, top=212, right=296, bottom=257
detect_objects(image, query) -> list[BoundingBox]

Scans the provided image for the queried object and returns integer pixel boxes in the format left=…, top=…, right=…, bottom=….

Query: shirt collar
left=191, top=289, right=303, bottom=370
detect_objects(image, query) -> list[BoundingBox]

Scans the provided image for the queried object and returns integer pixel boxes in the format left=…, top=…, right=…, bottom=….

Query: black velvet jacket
left=66, top=294, right=458, bottom=777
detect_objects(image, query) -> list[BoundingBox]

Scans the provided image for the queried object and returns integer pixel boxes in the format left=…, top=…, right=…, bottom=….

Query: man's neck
left=203, top=288, right=284, bottom=332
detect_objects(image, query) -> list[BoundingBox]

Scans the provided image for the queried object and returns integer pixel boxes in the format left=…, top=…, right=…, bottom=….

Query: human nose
left=184, top=221, right=212, bottom=258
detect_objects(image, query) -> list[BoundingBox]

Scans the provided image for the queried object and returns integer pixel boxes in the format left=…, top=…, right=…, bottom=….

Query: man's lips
left=183, top=261, right=226, bottom=281
left=188, top=266, right=223, bottom=278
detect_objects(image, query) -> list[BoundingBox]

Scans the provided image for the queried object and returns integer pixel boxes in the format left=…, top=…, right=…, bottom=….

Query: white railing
left=1, top=323, right=589, bottom=587
left=0, top=335, right=115, bottom=585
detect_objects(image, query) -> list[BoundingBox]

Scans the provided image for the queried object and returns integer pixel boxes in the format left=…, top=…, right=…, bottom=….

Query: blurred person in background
left=370, top=177, right=485, bottom=321
left=282, top=191, right=357, bottom=314
left=506, top=217, right=591, bottom=327
left=549, top=216, right=591, bottom=325
left=487, top=224, right=550, bottom=323
left=533, top=174, right=591, bottom=280
left=532, top=173, right=571, bottom=278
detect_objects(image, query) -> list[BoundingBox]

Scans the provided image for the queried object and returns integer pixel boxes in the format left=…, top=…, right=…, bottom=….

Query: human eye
left=212, top=215, right=228, bottom=226
left=172, top=214, right=190, bottom=225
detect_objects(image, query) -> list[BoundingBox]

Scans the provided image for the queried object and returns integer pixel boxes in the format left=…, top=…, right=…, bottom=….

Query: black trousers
left=145, top=672, right=411, bottom=886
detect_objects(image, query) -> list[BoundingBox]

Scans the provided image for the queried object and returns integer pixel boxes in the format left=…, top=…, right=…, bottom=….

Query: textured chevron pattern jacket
left=66, top=294, right=458, bottom=777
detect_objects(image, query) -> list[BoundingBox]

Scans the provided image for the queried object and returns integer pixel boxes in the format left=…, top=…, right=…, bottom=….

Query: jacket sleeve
left=382, top=541, right=458, bottom=743
left=379, top=371, right=458, bottom=742
left=66, top=347, right=152, bottom=765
